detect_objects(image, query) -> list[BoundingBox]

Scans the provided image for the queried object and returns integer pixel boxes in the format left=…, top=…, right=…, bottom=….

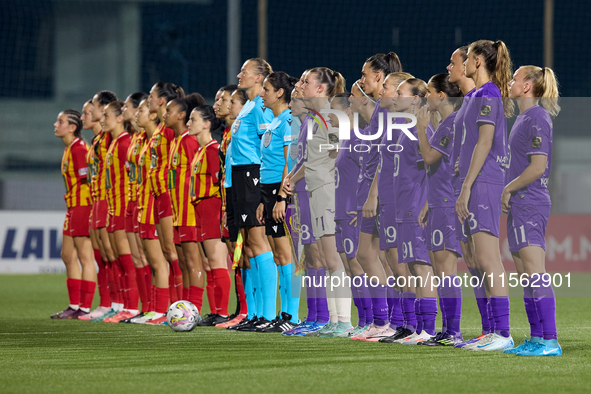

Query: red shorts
left=139, top=222, right=158, bottom=240
left=195, top=197, right=222, bottom=242
left=173, top=227, right=180, bottom=245
left=64, top=206, right=91, bottom=237
left=125, top=201, right=138, bottom=233
left=176, top=226, right=198, bottom=243
left=91, top=200, right=109, bottom=230
left=107, top=213, right=125, bottom=233
left=154, top=192, right=173, bottom=222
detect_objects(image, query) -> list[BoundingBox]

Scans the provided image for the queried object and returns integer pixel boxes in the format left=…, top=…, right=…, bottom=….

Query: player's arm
left=501, top=155, right=547, bottom=213
left=362, top=168, right=379, bottom=218
left=456, top=123, right=493, bottom=222
left=282, top=164, right=305, bottom=196
left=416, top=106, right=443, bottom=165
left=273, top=146, right=290, bottom=222
left=73, top=145, right=89, bottom=184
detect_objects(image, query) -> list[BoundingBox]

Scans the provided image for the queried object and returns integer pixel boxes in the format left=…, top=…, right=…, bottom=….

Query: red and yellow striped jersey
left=106, top=132, right=131, bottom=217
left=137, top=143, right=155, bottom=225
left=87, top=131, right=112, bottom=202
left=219, top=126, right=231, bottom=210
left=126, top=130, right=146, bottom=203
left=169, top=131, right=199, bottom=226
left=148, top=123, right=175, bottom=197
left=62, top=137, right=91, bottom=208
left=190, top=140, right=221, bottom=204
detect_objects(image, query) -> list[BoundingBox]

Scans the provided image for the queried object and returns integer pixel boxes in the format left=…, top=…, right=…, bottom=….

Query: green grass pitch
left=1, top=274, right=590, bottom=393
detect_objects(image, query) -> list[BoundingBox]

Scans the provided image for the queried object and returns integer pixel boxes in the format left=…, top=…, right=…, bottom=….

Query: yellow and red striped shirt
left=87, top=131, right=112, bottom=202
left=219, top=126, right=231, bottom=210
left=190, top=139, right=221, bottom=204
left=169, top=131, right=199, bottom=226
left=106, top=132, right=131, bottom=217
left=148, top=123, right=175, bottom=197
left=126, top=130, right=146, bottom=203
left=137, top=143, right=156, bottom=225
left=62, top=137, right=91, bottom=208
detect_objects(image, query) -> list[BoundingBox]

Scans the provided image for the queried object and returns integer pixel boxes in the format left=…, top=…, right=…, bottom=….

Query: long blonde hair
left=520, top=65, right=561, bottom=118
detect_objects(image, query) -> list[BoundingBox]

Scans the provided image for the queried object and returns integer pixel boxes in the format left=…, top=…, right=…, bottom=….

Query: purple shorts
left=358, top=210, right=378, bottom=235
left=427, top=206, right=462, bottom=256
left=378, top=204, right=397, bottom=250
left=335, top=217, right=359, bottom=258
left=507, top=204, right=550, bottom=253
left=294, top=191, right=316, bottom=245
left=454, top=191, right=468, bottom=243
left=397, top=222, right=430, bottom=264
left=462, top=181, right=502, bottom=238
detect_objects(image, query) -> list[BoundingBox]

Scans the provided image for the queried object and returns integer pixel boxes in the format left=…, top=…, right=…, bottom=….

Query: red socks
left=168, top=269, right=178, bottom=303
left=144, top=266, right=154, bottom=312
left=155, top=287, right=169, bottom=314
left=135, top=267, right=147, bottom=313
left=182, top=287, right=189, bottom=301
left=235, top=268, right=247, bottom=316
left=80, top=280, right=96, bottom=310
left=119, top=254, right=139, bottom=311
left=105, top=261, right=117, bottom=306
left=94, top=249, right=111, bottom=308
left=169, top=260, right=183, bottom=300
left=205, top=270, right=216, bottom=314
left=66, top=278, right=81, bottom=306
left=112, top=259, right=125, bottom=306
left=212, top=268, right=231, bottom=316
left=189, top=286, right=204, bottom=312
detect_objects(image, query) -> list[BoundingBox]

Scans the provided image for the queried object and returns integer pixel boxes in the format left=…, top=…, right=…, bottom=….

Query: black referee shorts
left=231, top=164, right=263, bottom=228
left=261, top=182, right=286, bottom=238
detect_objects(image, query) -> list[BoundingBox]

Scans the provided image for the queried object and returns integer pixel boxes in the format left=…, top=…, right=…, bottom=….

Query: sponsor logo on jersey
left=532, top=136, right=542, bottom=148
left=439, top=135, right=450, bottom=148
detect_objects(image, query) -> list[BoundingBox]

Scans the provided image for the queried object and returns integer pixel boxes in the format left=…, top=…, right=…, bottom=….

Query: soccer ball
left=166, top=301, right=201, bottom=332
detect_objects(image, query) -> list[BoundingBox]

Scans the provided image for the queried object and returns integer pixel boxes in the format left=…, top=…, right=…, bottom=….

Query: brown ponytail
left=469, top=39, right=515, bottom=117
left=308, top=67, right=346, bottom=97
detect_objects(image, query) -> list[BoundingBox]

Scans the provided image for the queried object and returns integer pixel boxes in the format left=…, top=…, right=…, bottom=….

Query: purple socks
left=352, top=277, right=366, bottom=326
left=414, top=298, right=423, bottom=334
left=402, top=292, right=417, bottom=332
left=439, top=275, right=463, bottom=336
left=305, top=267, right=317, bottom=322
left=419, top=298, right=438, bottom=336
left=532, top=273, right=557, bottom=340
left=469, top=267, right=491, bottom=334
left=369, top=282, right=389, bottom=326
left=359, top=274, right=373, bottom=325
left=490, top=296, right=510, bottom=338
left=314, top=267, right=329, bottom=323
left=523, top=284, right=542, bottom=338
left=389, top=289, right=404, bottom=328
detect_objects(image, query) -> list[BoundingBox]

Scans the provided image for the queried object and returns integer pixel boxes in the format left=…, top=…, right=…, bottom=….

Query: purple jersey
left=355, top=126, right=371, bottom=210
left=427, top=112, right=457, bottom=208
left=459, top=82, right=508, bottom=185
left=335, top=131, right=361, bottom=220
left=378, top=115, right=404, bottom=202
left=393, top=124, right=433, bottom=222
left=451, top=88, right=475, bottom=193
left=506, top=105, right=552, bottom=205
left=364, top=103, right=387, bottom=183
left=294, top=115, right=311, bottom=193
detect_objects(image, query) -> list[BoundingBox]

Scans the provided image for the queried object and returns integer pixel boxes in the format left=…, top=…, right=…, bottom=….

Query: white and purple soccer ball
left=166, top=301, right=201, bottom=332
